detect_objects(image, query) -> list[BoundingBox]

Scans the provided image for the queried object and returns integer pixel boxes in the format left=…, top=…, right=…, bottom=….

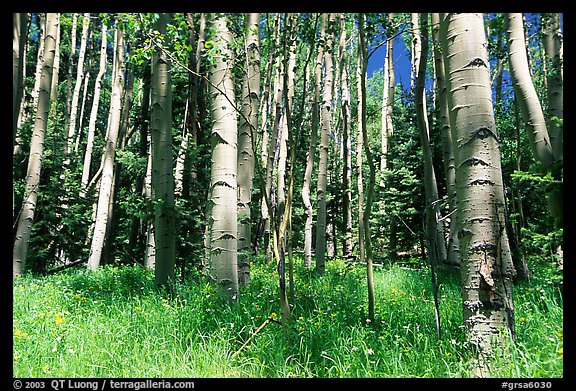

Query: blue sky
left=365, top=13, right=564, bottom=96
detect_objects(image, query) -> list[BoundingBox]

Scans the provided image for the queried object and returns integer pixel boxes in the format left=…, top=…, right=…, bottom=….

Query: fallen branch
left=43, top=259, right=87, bottom=275
left=231, top=316, right=281, bottom=360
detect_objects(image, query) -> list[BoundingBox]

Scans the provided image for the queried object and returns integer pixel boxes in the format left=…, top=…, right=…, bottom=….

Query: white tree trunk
left=87, top=19, right=125, bottom=270
left=13, top=13, right=59, bottom=276
left=208, top=14, right=239, bottom=302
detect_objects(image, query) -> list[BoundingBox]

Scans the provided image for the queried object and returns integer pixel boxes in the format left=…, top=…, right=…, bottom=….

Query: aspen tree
left=81, top=21, right=108, bottom=195
left=13, top=13, right=59, bottom=276
left=506, top=14, right=555, bottom=171
left=339, top=14, right=353, bottom=258
left=66, top=12, right=90, bottom=155
left=150, top=13, right=176, bottom=286
left=237, top=13, right=260, bottom=285
left=87, top=17, right=125, bottom=270
left=316, top=13, right=337, bottom=276
left=541, top=13, right=563, bottom=162
left=302, top=13, right=324, bottom=268
left=431, top=13, right=459, bottom=266
left=13, top=13, right=28, bottom=144
left=260, top=13, right=282, bottom=261
left=505, top=13, right=561, bottom=222
left=358, top=13, right=376, bottom=322
left=440, top=13, right=515, bottom=377
left=415, top=13, right=447, bottom=267
left=208, top=14, right=239, bottom=302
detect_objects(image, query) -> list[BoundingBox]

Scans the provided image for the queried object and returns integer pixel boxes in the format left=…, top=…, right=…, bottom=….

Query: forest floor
left=13, top=256, right=563, bottom=378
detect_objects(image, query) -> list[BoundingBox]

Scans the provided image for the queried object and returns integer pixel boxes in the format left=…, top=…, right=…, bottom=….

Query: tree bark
left=13, top=13, right=59, bottom=276
left=440, top=13, right=515, bottom=377
left=208, top=14, right=239, bottom=303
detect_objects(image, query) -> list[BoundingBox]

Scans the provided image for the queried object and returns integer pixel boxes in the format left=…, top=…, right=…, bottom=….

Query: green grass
left=12, top=257, right=563, bottom=378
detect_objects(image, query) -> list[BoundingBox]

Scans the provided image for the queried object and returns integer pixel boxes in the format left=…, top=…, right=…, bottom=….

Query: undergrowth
left=13, top=256, right=563, bottom=378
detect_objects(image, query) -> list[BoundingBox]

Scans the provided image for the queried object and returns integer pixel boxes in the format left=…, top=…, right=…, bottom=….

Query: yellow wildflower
left=55, top=316, right=63, bottom=326
left=557, top=348, right=563, bottom=355
left=42, top=365, right=49, bottom=372
left=520, top=317, right=526, bottom=322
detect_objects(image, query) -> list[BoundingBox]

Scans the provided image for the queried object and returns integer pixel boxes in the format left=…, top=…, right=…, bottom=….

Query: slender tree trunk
left=415, top=13, right=447, bottom=267
left=13, top=13, right=28, bottom=145
left=208, top=14, right=239, bottom=303
left=431, top=13, right=459, bottom=266
left=505, top=13, right=561, bottom=223
left=440, top=13, right=515, bottom=377
left=302, top=14, right=324, bottom=268
left=316, top=13, right=336, bottom=276
left=356, top=47, right=365, bottom=269
left=13, top=12, right=29, bottom=221
left=13, top=13, right=59, bottom=276
left=64, top=13, right=78, bottom=132
left=144, top=138, right=156, bottom=269
left=81, top=22, right=108, bottom=195
left=541, top=13, right=563, bottom=225
left=237, top=13, right=260, bottom=285
left=339, top=14, right=353, bottom=259
left=66, top=13, right=90, bottom=155
left=87, top=18, right=125, bottom=270
left=358, top=14, right=376, bottom=322
left=541, top=13, right=563, bottom=163
left=410, top=13, right=421, bottom=92
left=15, top=14, right=44, bottom=157
left=505, top=14, right=555, bottom=171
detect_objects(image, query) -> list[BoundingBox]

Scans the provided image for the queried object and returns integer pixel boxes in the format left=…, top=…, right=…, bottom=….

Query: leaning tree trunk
left=13, top=13, right=59, bottom=277
left=208, top=14, right=239, bottom=303
left=87, top=18, right=125, bottom=270
left=440, top=13, right=515, bottom=377
left=237, top=12, right=260, bottom=286
left=150, top=13, right=176, bottom=287
left=505, top=14, right=556, bottom=178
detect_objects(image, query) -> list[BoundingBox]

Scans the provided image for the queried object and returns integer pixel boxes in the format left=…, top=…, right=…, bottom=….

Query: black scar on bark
left=465, top=57, right=488, bottom=68
left=463, top=126, right=499, bottom=145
